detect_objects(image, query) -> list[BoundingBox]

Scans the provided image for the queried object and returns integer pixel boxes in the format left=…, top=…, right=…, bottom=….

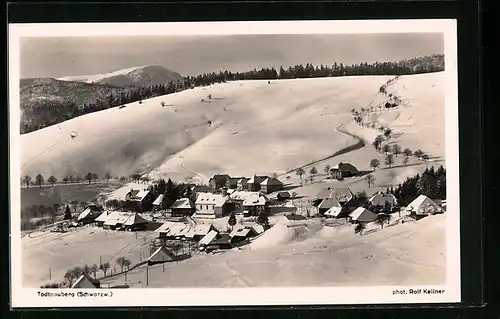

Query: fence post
left=49, top=268, right=51, bottom=280
left=146, top=266, right=149, bottom=286
left=162, top=257, right=165, bottom=272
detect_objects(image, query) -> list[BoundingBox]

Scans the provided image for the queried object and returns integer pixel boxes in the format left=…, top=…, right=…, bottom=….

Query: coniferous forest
left=20, top=54, right=444, bottom=134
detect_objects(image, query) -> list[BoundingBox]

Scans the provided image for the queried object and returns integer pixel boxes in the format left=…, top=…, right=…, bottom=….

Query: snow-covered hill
left=21, top=72, right=444, bottom=187
left=57, top=65, right=183, bottom=87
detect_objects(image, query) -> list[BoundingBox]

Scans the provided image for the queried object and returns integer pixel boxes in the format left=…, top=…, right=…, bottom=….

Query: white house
left=349, top=207, right=377, bottom=223
left=404, top=195, right=444, bottom=215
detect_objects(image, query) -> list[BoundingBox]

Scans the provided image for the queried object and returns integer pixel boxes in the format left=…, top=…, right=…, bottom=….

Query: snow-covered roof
left=148, top=246, right=175, bottom=263
left=316, top=187, right=353, bottom=203
left=154, top=222, right=191, bottom=236
left=153, top=194, right=164, bottom=206
left=77, top=206, right=102, bottom=221
left=251, top=224, right=265, bottom=234
left=349, top=207, right=377, bottom=222
left=260, top=177, right=283, bottom=186
left=95, top=211, right=110, bottom=223
left=405, top=195, right=443, bottom=214
left=185, top=224, right=215, bottom=238
left=369, top=193, right=398, bottom=206
left=324, top=206, right=343, bottom=217
left=317, top=197, right=341, bottom=209
left=242, top=195, right=267, bottom=206
left=170, top=198, right=194, bottom=209
left=71, top=274, right=99, bottom=289
left=103, top=212, right=148, bottom=226
left=230, top=191, right=261, bottom=201
left=195, top=193, right=229, bottom=207
left=127, top=189, right=151, bottom=202
left=199, top=230, right=218, bottom=246
left=229, top=226, right=253, bottom=238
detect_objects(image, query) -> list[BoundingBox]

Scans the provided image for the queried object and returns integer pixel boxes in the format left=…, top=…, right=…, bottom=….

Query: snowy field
left=99, top=214, right=445, bottom=288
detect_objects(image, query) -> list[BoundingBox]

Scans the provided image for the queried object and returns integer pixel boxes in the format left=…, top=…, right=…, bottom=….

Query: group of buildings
left=311, top=186, right=445, bottom=224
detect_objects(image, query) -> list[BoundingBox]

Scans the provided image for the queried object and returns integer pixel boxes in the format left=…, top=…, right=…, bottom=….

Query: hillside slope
left=20, top=72, right=444, bottom=183
left=57, top=65, right=183, bottom=87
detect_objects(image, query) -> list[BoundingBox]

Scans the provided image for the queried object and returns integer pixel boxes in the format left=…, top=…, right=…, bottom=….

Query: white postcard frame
left=9, top=19, right=460, bottom=308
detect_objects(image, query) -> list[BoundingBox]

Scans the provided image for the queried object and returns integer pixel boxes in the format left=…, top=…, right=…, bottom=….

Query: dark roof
left=210, top=174, right=231, bottom=183
left=285, top=214, right=307, bottom=221
left=212, top=233, right=232, bottom=245
left=127, top=190, right=140, bottom=198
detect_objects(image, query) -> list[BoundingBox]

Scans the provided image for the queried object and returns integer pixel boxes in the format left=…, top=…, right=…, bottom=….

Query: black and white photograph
left=9, top=20, right=460, bottom=307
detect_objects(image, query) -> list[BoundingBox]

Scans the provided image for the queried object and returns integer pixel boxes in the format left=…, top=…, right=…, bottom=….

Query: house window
left=206, top=205, right=209, bottom=210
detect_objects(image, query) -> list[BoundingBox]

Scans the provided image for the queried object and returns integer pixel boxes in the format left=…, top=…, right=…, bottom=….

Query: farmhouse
left=198, top=230, right=219, bottom=248
left=71, top=274, right=100, bottom=289
left=191, top=184, right=211, bottom=194
left=229, top=191, right=261, bottom=206
left=246, top=175, right=268, bottom=191
left=209, top=174, right=231, bottom=190
left=260, top=177, right=284, bottom=194
left=316, top=187, right=354, bottom=206
left=154, top=222, right=191, bottom=240
left=229, top=226, right=258, bottom=243
left=125, top=188, right=154, bottom=212
left=94, top=211, right=110, bottom=227
left=102, top=212, right=148, bottom=231
left=185, top=224, right=218, bottom=242
left=276, top=191, right=292, bottom=201
left=242, top=194, right=268, bottom=216
left=205, top=233, right=233, bottom=252
left=170, top=198, right=195, bottom=217
left=147, top=246, right=176, bottom=265
left=76, top=205, right=104, bottom=225
left=349, top=207, right=377, bottom=223
left=237, top=178, right=250, bottom=190
left=225, top=177, right=245, bottom=190
left=404, top=195, right=444, bottom=216
left=369, top=192, right=398, bottom=207
left=194, top=193, right=232, bottom=219
left=330, top=162, right=359, bottom=179
left=152, top=194, right=164, bottom=210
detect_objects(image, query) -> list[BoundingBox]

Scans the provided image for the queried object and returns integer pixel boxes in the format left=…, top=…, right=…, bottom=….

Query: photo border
left=6, top=0, right=483, bottom=312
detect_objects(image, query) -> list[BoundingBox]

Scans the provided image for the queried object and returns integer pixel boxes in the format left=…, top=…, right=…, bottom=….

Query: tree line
left=22, top=172, right=113, bottom=188
left=22, top=54, right=444, bottom=134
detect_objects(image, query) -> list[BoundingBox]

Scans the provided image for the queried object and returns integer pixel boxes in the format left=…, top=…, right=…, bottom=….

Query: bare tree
left=392, top=144, right=402, bottom=157
left=403, top=156, right=410, bottom=166
left=296, top=168, right=305, bottom=186
left=365, top=174, right=375, bottom=188
left=23, top=175, right=32, bottom=188
left=403, top=148, right=413, bottom=157
left=324, top=164, right=331, bottom=175
left=104, top=173, right=112, bottom=183
left=62, top=176, right=69, bottom=184
left=422, top=154, right=430, bottom=162
left=35, top=174, right=44, bottom=188
left=309, top=167, right=318, bottom=182
left=385, top=154, right=395, bottom=168
left=382, top=144, right=391, bottom=154
left=99, top=262, right=110, bottom=277
left=85, top=172, right=93, bottom=184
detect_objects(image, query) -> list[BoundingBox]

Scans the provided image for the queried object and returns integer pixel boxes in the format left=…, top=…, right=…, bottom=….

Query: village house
left=229, top=226, right=259, bottom=244
left=152, top=194, right=164, bottom=210
left=125, top=188, right=155, bottom=212
left=154, top=222, right=191, bottom=240
left=329, top=162, right=359, bottom=179
left=94, top=211, right=110, bottom=227
left=237, top=178, right=250, bottom=190
left=276, top=191, right=292, bottom=201
left=193, top=193, right=232, bottom=219
left=369, top=192, right=398, bottom=207
left=170, top=198, right=195, bottom=217
left=242, top=194, right=268, bottom=216
left=225, top=177, right=245, bottom=190
left=313, top=197, right=343, bottom=217
left=185, top=224, right=218, bottom=242
left=404, top=194, right=444, bottom=218
left=147, top=246, right=176, bottom=265
left=102, top=211, right=149, bottom=231
left=260, top=177, right=284, bottom=194
left=349, top=207, right=377, bottom=224
left=209, top=174, right=231, bottom=190
left=205, top=233, right=233, bottom=252
left=316, top=187, right=354, bottom=207
left=71, top=274, right=100, bottom=289
left=198, top=230, right=218, bottom=249
left=246, top=175, right=269, bottom=191
left=76, top=204, right=104, bottom=225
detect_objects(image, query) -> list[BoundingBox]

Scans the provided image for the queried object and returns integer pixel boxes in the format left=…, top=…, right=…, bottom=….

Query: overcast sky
left=20, top=33, right=444, bottom=79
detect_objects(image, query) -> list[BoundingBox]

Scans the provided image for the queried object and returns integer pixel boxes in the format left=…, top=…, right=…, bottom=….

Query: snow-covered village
left=17, top=32, right=448, bottom=290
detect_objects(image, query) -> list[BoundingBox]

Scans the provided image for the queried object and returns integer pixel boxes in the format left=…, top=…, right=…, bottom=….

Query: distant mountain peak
left=57, top=65, right=183, bottom=87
